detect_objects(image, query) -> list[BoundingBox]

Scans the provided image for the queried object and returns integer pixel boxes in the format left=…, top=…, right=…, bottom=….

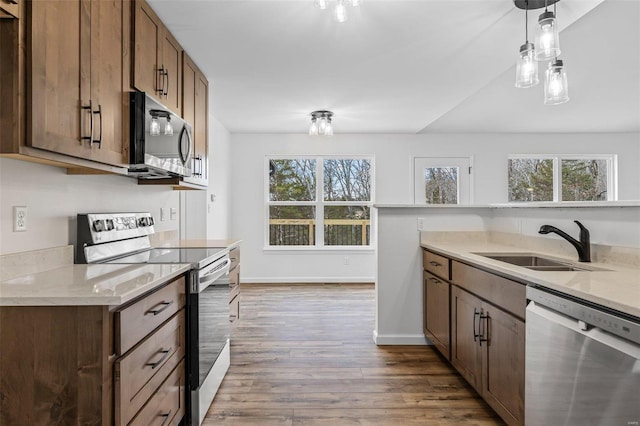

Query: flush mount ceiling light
left=314, top=0, right=361, bottom=23
left=309, top=110, right=334, bottom=136
left=514, top=0, right=568, bottom=105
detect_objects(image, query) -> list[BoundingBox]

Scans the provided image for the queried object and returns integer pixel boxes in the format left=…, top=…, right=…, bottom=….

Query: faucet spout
left=538, top=220, right=591, bottom=262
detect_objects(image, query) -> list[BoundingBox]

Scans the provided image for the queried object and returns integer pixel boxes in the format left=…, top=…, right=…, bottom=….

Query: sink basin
left=474, top=253, right=609, bottom=272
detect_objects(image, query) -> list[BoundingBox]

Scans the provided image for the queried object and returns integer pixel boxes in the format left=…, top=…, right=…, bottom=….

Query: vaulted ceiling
left=149, top=0, right=639, bottom=134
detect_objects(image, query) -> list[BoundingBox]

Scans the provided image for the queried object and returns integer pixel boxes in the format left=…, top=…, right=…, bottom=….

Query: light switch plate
left=13, top=206, right=27, bottom=232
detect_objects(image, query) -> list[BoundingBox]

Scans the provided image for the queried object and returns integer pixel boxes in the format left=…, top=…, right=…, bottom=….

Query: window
left=413, top=157, right=472, bottom=204
left=267, top=157, right=373, bottom=248
left=508, top=155, right=616, bottom=202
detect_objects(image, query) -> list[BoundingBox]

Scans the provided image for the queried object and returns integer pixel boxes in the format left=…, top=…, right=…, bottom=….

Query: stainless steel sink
left=474, top=253, right=609, bottom=272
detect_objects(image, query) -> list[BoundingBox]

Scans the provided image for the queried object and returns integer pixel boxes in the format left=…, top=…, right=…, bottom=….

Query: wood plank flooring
left=204, top=283, right=504, bottom=425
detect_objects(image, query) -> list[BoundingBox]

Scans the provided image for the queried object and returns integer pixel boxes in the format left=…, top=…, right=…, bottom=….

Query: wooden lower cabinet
left=451, top=285, right=525, bottom=426
left=423, top=270, right=450, bottom=359
left=0, top=274, right=187, bottom=425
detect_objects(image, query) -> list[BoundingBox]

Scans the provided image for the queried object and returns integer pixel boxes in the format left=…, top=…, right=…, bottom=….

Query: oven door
left=189, top=255, right=231, bottom=424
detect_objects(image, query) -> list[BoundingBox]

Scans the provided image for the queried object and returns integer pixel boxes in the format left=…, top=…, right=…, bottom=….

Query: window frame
left=507, top=154, right=617, bottom=203
left=264, top=155, right=375, bottom=251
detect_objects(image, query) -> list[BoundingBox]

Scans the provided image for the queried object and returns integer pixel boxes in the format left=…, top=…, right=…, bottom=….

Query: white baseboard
left=242, top=276, right=375, bottom=284
left=372, top=330, right=430, bottom=346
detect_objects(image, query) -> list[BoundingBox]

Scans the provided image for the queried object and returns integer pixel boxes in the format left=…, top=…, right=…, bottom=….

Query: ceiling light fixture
left=314, top=0, right=361, bottom=23
left=514, top=0, right=568, bottom=105
left=309, top=110, right=333, bottom=136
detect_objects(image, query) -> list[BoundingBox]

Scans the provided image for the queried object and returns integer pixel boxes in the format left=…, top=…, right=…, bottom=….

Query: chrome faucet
left=538, top=220, right=591, bottom=262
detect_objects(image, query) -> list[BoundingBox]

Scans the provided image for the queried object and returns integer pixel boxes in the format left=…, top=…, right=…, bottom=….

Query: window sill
left=263, top=246, right=376, bottom=253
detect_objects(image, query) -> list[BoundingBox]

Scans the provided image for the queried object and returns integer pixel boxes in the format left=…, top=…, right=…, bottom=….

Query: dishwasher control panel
left=527, top=285, right=640, bottom=345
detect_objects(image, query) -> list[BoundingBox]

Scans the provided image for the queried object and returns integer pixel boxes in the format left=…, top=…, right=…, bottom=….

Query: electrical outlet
left=343, top=256, right=349, bottom=265
left=417, top=217, right=425, bottom=231
left=170, top=208, right=177, bottom=221
left=13, top=206, right=27, bottom=232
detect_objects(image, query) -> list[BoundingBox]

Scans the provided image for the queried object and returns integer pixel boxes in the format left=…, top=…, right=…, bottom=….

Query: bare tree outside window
left=562, top=160, right=608, bottom=201
left=424, top=167, right=458, bottom=204
left=508, top=158, right=554, bottom=201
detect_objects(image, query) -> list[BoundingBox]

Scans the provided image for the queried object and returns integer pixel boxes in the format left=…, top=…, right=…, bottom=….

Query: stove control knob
left=92, top=220, right=105, bottom=232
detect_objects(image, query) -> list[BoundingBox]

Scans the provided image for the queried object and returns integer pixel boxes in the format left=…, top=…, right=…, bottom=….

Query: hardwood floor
left=204, top=283, right=504, bottom=425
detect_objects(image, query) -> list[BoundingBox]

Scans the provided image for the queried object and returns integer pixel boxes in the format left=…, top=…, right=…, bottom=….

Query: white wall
left=230, top=132, right=640, bottom=282
left=206, top=116, right=232, bottom=239
left=0, top=158, right=179, bottom=255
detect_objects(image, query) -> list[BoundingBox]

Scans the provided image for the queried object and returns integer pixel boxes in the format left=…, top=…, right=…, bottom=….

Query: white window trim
left=264, top=155, right=376, bottom=251
left=507, top=154, right=618, bottom=202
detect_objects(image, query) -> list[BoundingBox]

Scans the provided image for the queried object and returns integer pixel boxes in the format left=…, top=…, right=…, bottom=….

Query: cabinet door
left=450, top=285, right=482, bottom=390
left=161, top=30, right=182, bottom=115
left=29, top=0, right=90, bottom=158
left=133, top=0, right=161, bottom=97
left=423, top=271, right=450, bottom=359
left=89, top=0, right=127, bottom=166
left=0, top=0, right=19, bottom=18
left=481, top=302, right=525, bottom=426
left=194, top=69, right=208, bottom=180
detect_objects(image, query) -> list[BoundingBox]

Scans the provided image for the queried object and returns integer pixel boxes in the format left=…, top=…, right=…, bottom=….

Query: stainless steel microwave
left=129, top=91, right=193, bottom=178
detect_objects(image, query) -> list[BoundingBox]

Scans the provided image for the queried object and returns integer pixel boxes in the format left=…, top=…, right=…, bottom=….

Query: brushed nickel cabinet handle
left=473, top=309, right=480, bottom=342
left=428, top=277, right=440, bottom=284
left=479, top=313, right=489, bottom=346
left=145, top=300, right=173, bottom=316
left=146, top=347, right=172, bottom=369
left=429, top=261, right=441, bottom=267
left=164, top=69, right=169, bottom=97
left=157, top=66, right=165, bottom=95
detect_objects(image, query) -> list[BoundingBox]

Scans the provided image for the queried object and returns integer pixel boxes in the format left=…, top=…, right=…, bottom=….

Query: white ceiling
left=149, top=0, right=639, bottom=134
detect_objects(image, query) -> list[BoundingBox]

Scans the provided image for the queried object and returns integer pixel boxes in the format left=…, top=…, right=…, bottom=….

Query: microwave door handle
left=178, top=125, right=192, bottom=165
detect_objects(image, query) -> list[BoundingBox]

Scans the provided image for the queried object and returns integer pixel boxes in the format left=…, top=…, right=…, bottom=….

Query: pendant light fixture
left=515, top=1, right=539, bottom=88
left=514, top=0, right=568, bottom=105
left=544, top=59, right=569, bottom=104
left=314, top=0, right=361, bottom=23
left=534, top=1, right=561, bottom=61
left=309, top=110, right=333, bottom=136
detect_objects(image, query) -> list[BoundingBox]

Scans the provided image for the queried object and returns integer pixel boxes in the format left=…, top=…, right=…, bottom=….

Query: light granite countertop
left=0, top=263, right=190, bottom=306
left=420, top=240, right=640, bottom=319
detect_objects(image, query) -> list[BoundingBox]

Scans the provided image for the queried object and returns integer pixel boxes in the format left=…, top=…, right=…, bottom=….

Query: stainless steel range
left=76, top=212, right=231, bottom=425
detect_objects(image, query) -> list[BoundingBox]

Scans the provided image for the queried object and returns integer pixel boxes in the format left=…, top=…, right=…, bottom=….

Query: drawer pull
left=429, top=261, right=442, bottom=267
left=159, top=409, right=172, bottom=426
left=146, top=347, right=172, bottom=369
left=428, top=277, right=441, bottom=284
left=145, top=300, right=174, bottom=316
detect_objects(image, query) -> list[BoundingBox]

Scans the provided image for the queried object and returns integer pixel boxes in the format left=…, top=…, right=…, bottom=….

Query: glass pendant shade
left=325, top=119, right=333, bottom=136
left=314, top=0, right=328, bottom=10
left=515, top=42, right=539, bottom=88
left=309, top=118, right=319, bottom=135
left=534, top=11, right=560, bottom=61
left=544, top=59, right=569, bottom=105
left=149, top=116, right=160, bottom=136
left=164, top=115, right=174, bottom=135
left=334, top=0, right=348, bottom=22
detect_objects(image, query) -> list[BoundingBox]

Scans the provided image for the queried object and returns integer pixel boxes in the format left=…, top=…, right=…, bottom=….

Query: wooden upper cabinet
left=28, top=0, right=127, bottom=166
left=182, top=52, right=208, bottom=185
left=0, top=0, right=19, bottom=18
left=133, top=0, right=182, bottom=116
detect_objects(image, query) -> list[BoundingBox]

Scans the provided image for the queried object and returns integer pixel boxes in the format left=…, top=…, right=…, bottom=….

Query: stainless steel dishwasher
left=526, top=286, right=640, bottom=426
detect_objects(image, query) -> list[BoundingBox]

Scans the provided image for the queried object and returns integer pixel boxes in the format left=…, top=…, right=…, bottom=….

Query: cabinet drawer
left=451, top=261, right=526, bottom=319
left=115, top=310, right=185, bottom=425
left=115, top=276, right=185, bottom=355
left=423, top=250, right=450, bottom=280
left=130, top=359, right=185, bottom=426
left=229, top=246, right=240, bottom=271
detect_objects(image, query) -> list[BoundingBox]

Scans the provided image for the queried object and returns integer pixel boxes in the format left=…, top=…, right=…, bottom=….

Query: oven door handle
left=197, top=258, right=231, bottom=292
